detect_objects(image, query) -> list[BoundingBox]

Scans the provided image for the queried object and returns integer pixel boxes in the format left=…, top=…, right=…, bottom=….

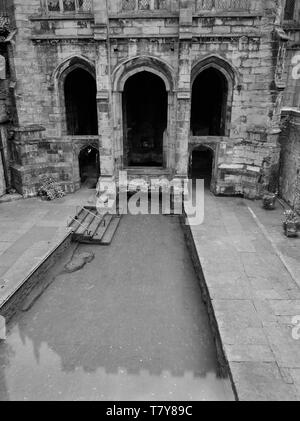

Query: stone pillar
left=0, top=149, right=5, bottom=197
left=10, top=125, right=46, bottom=197
left=94, top=2, right=116, bottom=203
left=175, top=6, right=192, bottom=177
left=94, top=2, right=115, bottom=188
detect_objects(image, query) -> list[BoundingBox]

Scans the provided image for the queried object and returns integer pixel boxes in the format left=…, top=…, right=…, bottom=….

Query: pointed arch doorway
left=78, top=146, right=100, bottom=189
left=191, top=67, right=229, bottom=137
left=122, top=71, right=168, bottom=167
left=189, top=146, right=214, bottom=190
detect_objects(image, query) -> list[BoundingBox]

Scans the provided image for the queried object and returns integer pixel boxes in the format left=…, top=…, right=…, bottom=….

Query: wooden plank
left=92, top=214, right=113, bottom=242
left=76, top=213, right=96, bottom=235
left=69, top=209, right=89, bottom=233
left=101, top=217, right=121, bottom=246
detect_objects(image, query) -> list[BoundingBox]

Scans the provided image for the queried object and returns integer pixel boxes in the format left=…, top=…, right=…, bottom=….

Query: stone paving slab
left=230, top=362, right=298, bottom=401
left=189, top=194, right=300, bottom=401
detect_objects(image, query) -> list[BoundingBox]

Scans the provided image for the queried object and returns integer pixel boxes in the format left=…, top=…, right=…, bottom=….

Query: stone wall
left=279, top=109, right=300, bottom=211
left=282, top=24, right=300, bottom=108
left=0, top=147, right=5, bottom=196
left=8, top=0, right=286, bottom=198
left=10, top=125, right=100, bottom=197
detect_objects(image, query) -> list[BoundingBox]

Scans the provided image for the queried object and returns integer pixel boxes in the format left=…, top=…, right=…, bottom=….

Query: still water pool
left=0, top=215, right=234, bottom=401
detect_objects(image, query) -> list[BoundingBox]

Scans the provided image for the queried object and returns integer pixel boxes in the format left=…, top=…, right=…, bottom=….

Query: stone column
left=93, top=1, right=117, bottom=206
left=94, top=1, right=115, bottom=187
left=175, top=6, right=192, bottom=177
left=10, top=125, right=46, bottom=197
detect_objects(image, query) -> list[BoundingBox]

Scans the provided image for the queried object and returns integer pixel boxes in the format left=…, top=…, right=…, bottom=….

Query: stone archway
left=191, top=68, right=228, bottom=136
left=64, top=68, right=98, bottom=136
left=122, top=71, right=168, bottom=167
left=189, top=145, right=215, bottom=189
left=191, top=56, right=236, bottom=137
left=112, top=56, right=176, bottom=171
left=78, top=145, right=100, bottom=189
left=52, top=55, right=98, bottom=136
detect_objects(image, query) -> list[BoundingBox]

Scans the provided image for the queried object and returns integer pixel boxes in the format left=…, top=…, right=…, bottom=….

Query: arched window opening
left=284, top=0, right=296, bottom=21
left=191, top=68, right=228, bottom=137
left=64, top=68, right=98, bottom=136
left=123, top=71, right=168, bottom=167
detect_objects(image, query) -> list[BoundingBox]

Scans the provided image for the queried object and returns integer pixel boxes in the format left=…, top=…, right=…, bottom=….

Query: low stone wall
left=190, top=135, right=281, bottom=199
left=0, top=126, right=9, bottom=197
left=279, top=109, right=300, bottom=211
left=0, top=233, right=74, bottom=323
left=0, top=153, right=5, bottom=196
left=180, top=214, right=237, bottom=399
left=10, top=125, right=100, bottom=197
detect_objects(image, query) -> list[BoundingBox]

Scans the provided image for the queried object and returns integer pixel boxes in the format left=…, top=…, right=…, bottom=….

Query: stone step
left=126, top=168, right=172, bottom=177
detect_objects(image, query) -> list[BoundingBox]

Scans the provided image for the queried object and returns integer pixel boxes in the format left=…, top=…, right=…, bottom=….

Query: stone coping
left=13, top=125, right=46, bottom=133
left=190, top=135, right=230, bottom=144
left=29, top=13, right=94, bottom=21
left=109, top=11, right=262, bottom=19
left=29, top=10, right=263, bottom=23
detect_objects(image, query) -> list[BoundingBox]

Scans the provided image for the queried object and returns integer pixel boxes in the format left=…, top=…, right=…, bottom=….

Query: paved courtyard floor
left=189, top=192, right=300, bottom=401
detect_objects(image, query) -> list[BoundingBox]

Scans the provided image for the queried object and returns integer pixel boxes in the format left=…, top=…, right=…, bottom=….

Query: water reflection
left=0, top=215, right=234, bottom=401
left=1, top=329, right=233, bottom=401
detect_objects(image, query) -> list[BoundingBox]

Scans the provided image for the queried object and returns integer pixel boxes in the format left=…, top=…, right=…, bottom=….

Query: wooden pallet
left=68, top=206, right=122, bottom=245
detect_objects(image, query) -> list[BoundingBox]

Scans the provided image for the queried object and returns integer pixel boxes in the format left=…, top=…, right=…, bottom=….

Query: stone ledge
left=29, top=13, right=94, bottom=21
left=109, top=12, right=179, bottom=20
left=31, top=34, right=95, bottom=41
left=194, top=11, right=263, bottom=18
left=0, top=230, right=73, bottom=323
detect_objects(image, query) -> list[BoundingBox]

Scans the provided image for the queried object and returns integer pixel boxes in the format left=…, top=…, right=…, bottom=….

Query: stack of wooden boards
left=68, top=206, right=122, bottom=245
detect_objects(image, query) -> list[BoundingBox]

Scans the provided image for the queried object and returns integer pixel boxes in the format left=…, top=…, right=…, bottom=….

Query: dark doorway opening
left=123, top=71, right=167, bottom=167
left=79, top=146, right=100, bottom=189
left=65, top=68, right=98, bottom=136
left=191, top=68, right=228, bottom=136
left=189, top=147, right=214, bottom=189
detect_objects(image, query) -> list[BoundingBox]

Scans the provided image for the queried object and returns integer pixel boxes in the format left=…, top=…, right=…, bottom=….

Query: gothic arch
left=74, top=141, right=100, bottom=155
left=191, top=54, right=239, bottom=89
left=191, top=55, right=237, bottom=137
left=112, top=56, right=176, bottom=170
left=52, top=55, right=97, bottom=136
left=51, top=55, right=96, bottom=87
left=112, top=55, right=175, bottom=92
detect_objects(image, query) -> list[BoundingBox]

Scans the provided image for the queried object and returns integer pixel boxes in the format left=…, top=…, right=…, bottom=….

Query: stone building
left=279, top=0, right=300, bottom=211
left=2, top=0, right=292, bottom=198
left=0, top=0, right=15, bottom=197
